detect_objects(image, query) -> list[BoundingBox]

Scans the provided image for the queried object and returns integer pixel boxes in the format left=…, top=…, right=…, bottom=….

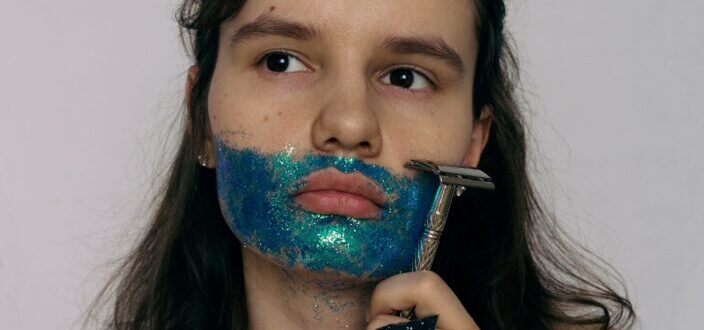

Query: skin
left=188, top=0, right=493, bottom=328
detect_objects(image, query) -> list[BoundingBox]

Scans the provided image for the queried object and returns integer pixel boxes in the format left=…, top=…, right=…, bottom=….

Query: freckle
left=263, top=115, right=269, bottom=122
left=269, top=5, right=275, bottom=11
left=277, top=111, right=282, bottom=116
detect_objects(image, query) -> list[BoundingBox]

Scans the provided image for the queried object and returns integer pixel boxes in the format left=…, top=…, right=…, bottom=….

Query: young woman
left=88, top=0, right=636, bottom=329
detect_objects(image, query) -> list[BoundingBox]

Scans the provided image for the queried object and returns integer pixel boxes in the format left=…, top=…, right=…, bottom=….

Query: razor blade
left=404, top=159, right=495, bottom=191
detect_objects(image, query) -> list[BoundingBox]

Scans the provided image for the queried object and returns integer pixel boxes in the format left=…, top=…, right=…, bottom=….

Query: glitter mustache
left=214, top=137, right=438, bottom=280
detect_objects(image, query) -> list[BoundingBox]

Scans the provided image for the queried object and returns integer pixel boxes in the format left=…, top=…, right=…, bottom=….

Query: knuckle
left=416, top=270, right=445, bottom=294
left=369, top=272, right=402, bottom=300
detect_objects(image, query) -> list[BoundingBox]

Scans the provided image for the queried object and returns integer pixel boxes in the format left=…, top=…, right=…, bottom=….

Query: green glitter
left=215, top=137, right=438, bottom=280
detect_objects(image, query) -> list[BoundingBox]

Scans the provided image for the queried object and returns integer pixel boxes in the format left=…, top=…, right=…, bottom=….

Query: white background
left=1, top=1, right=702, bottom=329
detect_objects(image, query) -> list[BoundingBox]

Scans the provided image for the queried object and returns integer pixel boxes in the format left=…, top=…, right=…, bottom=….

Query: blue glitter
left=215, top=137, right=438, bottom=280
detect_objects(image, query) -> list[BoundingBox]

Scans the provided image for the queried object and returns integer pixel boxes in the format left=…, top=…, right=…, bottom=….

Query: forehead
left=224, top=0, right=478, bottom=63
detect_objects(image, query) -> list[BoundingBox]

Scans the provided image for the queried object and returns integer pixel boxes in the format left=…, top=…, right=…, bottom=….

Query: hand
left=365, top=270, right=481, bottom=330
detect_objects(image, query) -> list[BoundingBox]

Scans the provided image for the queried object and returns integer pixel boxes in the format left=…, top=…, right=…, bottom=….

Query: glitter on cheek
left=214, top=136, right=438, bottom=280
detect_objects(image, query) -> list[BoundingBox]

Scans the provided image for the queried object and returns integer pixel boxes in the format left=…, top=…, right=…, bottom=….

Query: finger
left=368, top=270, right=479, bottom=329
left=365, top=314, right=413, bottom=330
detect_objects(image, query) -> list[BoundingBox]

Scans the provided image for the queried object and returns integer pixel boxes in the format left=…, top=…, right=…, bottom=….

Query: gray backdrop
left=1, top=0, right=702, bottom=328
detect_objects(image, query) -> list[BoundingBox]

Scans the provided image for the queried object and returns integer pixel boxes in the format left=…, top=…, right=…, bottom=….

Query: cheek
left=381, top=102, right=474, bottom=167
left=436, top=117, right=475, bottom=163
left=208, top=77, right=311, bottom=150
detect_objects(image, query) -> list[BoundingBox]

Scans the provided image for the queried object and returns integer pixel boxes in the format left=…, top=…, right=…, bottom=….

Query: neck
left=242, top=247, right=374, bottom=330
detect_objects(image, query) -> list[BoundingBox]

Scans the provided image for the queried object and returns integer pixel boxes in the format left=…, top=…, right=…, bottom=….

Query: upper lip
left=291, top=167, right=388, bottom=207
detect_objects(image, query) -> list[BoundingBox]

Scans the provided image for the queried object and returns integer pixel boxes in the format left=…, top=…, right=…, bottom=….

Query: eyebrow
left=381, top=36, right=465, bottom=75
left=230, top=13, right=323, bottom=44
left=229, top=14, right=466, bottom=75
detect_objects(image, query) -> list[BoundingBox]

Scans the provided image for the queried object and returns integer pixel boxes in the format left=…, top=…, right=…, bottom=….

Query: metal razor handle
left=412, top=183, right=456, bottom=271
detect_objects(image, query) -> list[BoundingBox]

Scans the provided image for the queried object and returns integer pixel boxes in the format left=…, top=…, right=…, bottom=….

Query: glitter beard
left=214, top=137, right=438, bottom=280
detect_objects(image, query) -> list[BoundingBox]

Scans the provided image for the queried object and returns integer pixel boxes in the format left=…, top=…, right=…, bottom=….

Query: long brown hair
left=85, top=0, right=636, bottom=329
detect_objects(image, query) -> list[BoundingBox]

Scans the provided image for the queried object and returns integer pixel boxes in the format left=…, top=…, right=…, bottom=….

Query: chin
left=242, top=241, right=409, bottom=286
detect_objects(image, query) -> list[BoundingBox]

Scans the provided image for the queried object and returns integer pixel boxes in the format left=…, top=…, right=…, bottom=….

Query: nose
left=311, top=72, right=382, bottom=158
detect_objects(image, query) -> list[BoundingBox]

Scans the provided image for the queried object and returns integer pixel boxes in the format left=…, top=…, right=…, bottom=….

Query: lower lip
left=293, top=190, right=380, bottom=219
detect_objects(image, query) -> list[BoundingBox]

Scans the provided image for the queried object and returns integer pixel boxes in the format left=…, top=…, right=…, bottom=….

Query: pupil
left=389, top=68, right=414, bottom=88
left=266, top=52, right=289, bottom=72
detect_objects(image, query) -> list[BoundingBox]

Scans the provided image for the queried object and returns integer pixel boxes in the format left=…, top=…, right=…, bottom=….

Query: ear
left=185, top=65, right=216, bottom=168
left=461, top=105, right=493, bottom=168
left=186, top=65, right=199, bottom=136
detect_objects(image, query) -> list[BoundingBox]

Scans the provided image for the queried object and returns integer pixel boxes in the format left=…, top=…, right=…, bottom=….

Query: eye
left=258, top=51, right=309, bottom=73
left=381, top=67, right=434, bottom=90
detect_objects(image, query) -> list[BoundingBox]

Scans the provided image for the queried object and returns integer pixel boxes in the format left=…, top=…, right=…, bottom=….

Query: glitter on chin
left=214, top=136, right=438, bottom=280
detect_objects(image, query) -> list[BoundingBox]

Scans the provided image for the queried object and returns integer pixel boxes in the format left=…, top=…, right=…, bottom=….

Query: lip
left=291, top=167, right=387, bottom=219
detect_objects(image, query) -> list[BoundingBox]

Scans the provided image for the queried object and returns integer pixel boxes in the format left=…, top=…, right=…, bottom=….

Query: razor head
left=404, top=159, right=495, bottom=190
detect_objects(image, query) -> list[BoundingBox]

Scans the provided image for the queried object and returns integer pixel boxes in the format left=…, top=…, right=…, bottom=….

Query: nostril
left=322, top=137, right=373, bottom=152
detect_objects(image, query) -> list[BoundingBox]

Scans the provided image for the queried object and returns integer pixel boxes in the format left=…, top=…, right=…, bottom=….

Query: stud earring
left=197, top=153, right=208, bottom=167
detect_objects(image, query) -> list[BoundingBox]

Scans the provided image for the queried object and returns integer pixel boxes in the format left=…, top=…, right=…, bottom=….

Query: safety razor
left=405, top=159, right=495, bottom=272
left=398, top=160, right=494, bottom=319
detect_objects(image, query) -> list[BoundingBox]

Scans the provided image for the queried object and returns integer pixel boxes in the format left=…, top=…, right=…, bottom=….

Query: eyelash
left=255, top=50, right=437, bottom=91
left=255, top=50, right=310, bottom=73
left=384, top=65, right=437, bottom=93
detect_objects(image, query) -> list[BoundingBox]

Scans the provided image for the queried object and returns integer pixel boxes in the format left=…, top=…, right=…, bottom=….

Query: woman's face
left=197, top=0, right=492, bottom=280
left=206, top=0, right=490, bottom=169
